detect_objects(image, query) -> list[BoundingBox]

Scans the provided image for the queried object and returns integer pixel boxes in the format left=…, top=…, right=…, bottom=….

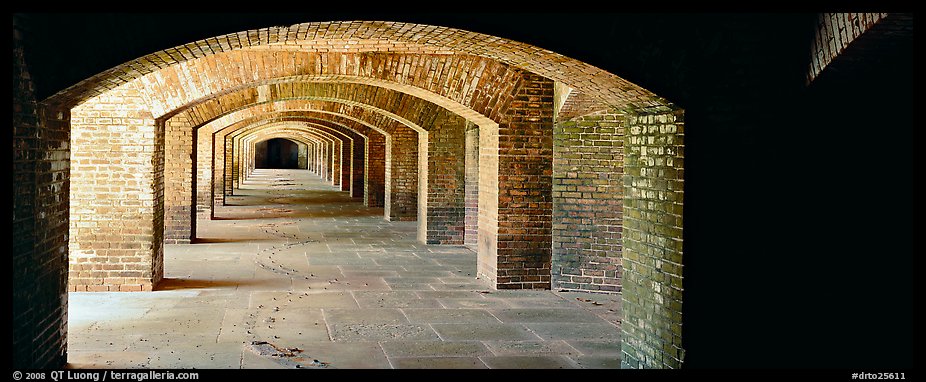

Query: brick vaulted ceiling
left=46, top=21, right=669, bottom=116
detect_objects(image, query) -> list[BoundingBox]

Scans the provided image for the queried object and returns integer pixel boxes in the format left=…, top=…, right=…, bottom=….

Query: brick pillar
left=478, top=73, right=554, bottom=289
left=13, top=17, right=69, bottom=366
left=339, top=137, right=351, bottom=191
left=352, top=137, right=365, bottom=198
left=552, top=110, right=624, bottom=293
left=164, top=114, right=196, bottom=244
left=464, top=122, right=480, bottom=251
left=212, top=129, right=225, bottom=214
left=385, top=128, right=418, bottom=221
left=298, top=142, right=308, bottom=169
left=331, top=137, right=341, bottom=187
left=196, top=126, right=212, bottom=218
left=69, top=84, right=163, bottom=292
left=620, top=107, right=685, bottom=369
left=223, top=133, right=234, bottom=198
left=365, top=132, right=386, bottom=207
left=305, top=141, right=315, bottom=174
left=421, top=111, right=466, bottom=244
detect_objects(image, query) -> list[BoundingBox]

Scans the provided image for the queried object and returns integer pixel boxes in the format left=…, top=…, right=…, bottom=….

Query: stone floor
left=68, top=169, right=622, bottom=369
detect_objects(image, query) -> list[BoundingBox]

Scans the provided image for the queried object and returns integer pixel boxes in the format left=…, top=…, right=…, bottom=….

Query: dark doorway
left=256, top=138, right=301, bottom=169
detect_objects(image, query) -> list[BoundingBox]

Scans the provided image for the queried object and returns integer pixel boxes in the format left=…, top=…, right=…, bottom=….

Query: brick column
left=620, top=107, right=685, bottom=369
left=340, top=138, right=351, bottom=192
left=464, top=122, right=480, bottom=251
left=365, top=132, right=386, bottom=207
left=164, top=114, right=196, bottom=244
left=351, top=137, right=365, bottom=198
left=478, top=73, right=554, bottom=289
left=298, top=142, right=308, bottom=169
left=552, top=110, right=624, bottom=293
left=13, top=19, right=69, bottom=365
left=330, top=137, right=341, bottom=187
left=69, top=84, right=163, bottom=292
left=421, top=111, right=466, bottom=244
left=385, top=128, right=418, bottom=221
left=196, top=126, right=212, bottom=218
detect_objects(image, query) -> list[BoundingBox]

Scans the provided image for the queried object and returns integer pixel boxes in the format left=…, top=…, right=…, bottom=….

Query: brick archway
left=27, top=20, right=684, bottom=369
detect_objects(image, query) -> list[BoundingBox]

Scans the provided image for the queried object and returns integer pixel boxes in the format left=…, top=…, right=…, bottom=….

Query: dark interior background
left=14, top=12, right=914, bottom=369
left=255, top=138, right=301, bottom=169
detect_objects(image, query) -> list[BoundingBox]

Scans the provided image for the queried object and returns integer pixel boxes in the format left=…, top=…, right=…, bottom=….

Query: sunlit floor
left=67, top=169, right=622, bottom=369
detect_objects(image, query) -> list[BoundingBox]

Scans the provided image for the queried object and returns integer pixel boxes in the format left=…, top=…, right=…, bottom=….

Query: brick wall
left=298, top=141, right=308, bottom=169
left=196, top=126, right=212, bottom=217
left=384, top=127, right=418, bottom=221
left=13, top=16, right=68, bottom=368
left=366, top=132, right=386, bottom=208
left=621, top=107, right=685, bottom=369
left=479, top=72, right=555, bottom=289
left=464, top=122, right=480, bottom=251
left=69, top=82, right=162, bottom=292
left=553, top=109, right=624, bottom=293
left=423, top=110, right=466, bottom=244
left=164, top=114, right=196, bottom=244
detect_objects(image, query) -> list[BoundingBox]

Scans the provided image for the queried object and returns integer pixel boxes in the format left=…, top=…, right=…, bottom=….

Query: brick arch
left=232, top=122, right=353, bottom=192
left=183, top=82, right=460, bottom=134
left=37, top=19, right=687, bottom=370
left=202, top=104, right=417, bottom=221
left=47, top=21, right=668, bottom=111
left=197, top=114, right=374, bottom=216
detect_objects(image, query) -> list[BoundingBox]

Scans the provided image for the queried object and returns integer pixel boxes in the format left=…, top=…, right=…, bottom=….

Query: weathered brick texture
left=464, top=122, right=480, bottom=251
left=553, top=109, right=624, bottom=293
left=479, top=73, right=555, bottom=290
left=365, top=132, right=387, bottom=207
left=196, top=126, right=212, bottom=217
left=621, top=107, right=685, bottom=369
left=48, top=22, right=664, bottom=113
left=69, top=82, right=163, bottom=292
left=422, top=110, right=466, bottom=244
left=384, top=127, right=418, bottom=222
left=13, top=17, right=69, bottom=368
left=164, top=114, right=196, bottom=244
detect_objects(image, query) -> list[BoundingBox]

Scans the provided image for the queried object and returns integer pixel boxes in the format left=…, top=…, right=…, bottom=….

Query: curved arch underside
left=59, top=20, right=685, bottom=369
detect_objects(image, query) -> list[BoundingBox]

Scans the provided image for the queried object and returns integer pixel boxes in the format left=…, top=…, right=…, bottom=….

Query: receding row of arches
left=16, top=20, right=685, bottom=369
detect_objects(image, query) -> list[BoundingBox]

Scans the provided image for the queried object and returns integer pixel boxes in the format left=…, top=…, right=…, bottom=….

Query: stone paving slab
left=380, top=341, right=491, bottom=358
left=330, top=324, right=440, bottom=341
left=524, top=323, right=622, bottom=341
left=437, top=298, right=514, bottom=309
left=483, top=340, right=581, bottom=356
left=323, top=309, right=409, bottom=324
left=480, top=355, right=578, bottom=369
left=390, top=357, right=488, bottom=369
left=566, top=340, right=623, bottom=356
left=489, top=308, right=611, bottom=323
left=569, top=355, right=622, bottom=369
left=431, top=324, right=541, bottom=341
left=402, top=309, right=501, bottom=324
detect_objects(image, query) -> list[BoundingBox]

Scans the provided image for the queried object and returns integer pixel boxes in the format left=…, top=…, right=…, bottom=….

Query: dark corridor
left=255, top=138, right=301, bottom=169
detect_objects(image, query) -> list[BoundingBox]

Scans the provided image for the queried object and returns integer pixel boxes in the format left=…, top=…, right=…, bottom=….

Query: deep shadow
left=210, top=209, right=381, bottom=220
left=190, top=237, right=264, bottom=244
left=155, top=278, right=251, bottom=290
left=256, top=138, right=300, bottom=169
